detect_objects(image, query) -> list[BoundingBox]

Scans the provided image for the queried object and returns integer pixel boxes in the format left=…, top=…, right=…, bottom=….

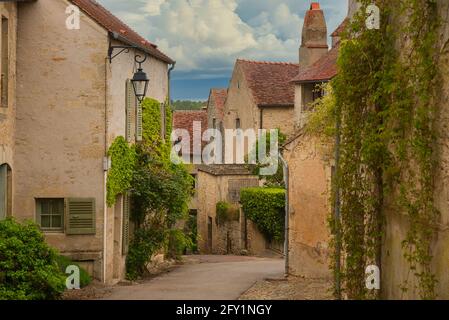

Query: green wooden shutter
left=126, top=80, right=134, bottom=143
left=66, top=198, right=96, bottom=235
left=0, top=164, right=6, bottom=220
left=136, top=101, right=143, bottom=142
left=122, top=194, right=130, bottom=255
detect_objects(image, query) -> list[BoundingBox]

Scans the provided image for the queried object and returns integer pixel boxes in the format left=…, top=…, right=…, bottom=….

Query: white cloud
left=98, top=0, right=348, bottom=78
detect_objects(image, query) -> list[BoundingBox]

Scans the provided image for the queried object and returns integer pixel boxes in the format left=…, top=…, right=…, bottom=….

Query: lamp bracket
left=108, top=44, right=136, bottom=63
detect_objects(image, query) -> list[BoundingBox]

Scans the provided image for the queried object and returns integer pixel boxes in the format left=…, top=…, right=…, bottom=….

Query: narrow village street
left=103, top=255, right=284, bottom=300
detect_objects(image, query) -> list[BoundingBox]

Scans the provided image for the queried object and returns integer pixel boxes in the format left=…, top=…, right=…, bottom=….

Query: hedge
left=240, top=188, right=285, bottom=242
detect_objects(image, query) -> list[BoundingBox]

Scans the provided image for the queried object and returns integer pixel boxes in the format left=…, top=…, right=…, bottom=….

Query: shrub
left=126, top=214, right=166, bottom=280
left=0, top=219, right=66, bottom=300
left=216, top=201, right=240, bottom=225
left=55, top=255, right=92, bottom=288
left=240, top=188, right=286, bottom=242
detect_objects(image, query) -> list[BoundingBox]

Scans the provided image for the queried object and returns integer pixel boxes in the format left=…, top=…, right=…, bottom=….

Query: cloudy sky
left=98, top=0, right=348, bottom=100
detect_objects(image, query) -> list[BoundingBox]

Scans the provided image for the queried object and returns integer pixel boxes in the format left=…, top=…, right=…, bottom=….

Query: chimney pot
left=311, top=2, right=320, bottom=10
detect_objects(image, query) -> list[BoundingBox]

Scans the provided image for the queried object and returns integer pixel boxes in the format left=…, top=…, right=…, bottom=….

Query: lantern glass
left=131, top=69, right=150, bottom=102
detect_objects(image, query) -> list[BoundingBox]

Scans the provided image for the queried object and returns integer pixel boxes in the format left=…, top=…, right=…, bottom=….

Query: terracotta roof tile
left=291, top=44, right=339, bottom=83
left=173, top=110, right=208, bottom=155
left=331, top=18, right=349, bottom=37
left=208, top=88, right=228, bottom=120
left=70, top=0, right=174, bottom=64
left=237, top=59, right=299, bottom=107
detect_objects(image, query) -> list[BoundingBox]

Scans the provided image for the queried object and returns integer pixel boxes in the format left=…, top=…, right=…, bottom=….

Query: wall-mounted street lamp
left=108, top=35, right=150, bottom=103
left=131, top=54, right=150, bottom=103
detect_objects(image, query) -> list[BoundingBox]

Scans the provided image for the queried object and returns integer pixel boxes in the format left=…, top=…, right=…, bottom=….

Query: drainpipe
left=103, top=57, right=109, bottom=284
left=334, top=109, right=342, bottom=299
left=163, top=62, right=176, bottom=140
left=279, top=154, right=289, bottom=276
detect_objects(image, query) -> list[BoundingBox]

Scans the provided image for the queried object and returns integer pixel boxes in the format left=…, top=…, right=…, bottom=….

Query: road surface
left=104, top=255, right=284, bottom=300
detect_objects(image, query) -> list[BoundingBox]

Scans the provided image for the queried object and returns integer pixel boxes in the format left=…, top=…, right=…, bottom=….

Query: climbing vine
left=106, top=136, right=136, bottom=207
left=308, top=0, right=441, bottom=299
left=126, top=98, right=193, bottom=279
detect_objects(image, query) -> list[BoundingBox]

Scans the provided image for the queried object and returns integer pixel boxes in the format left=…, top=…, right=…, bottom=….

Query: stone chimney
left=299, top=2, right=328, bottom=67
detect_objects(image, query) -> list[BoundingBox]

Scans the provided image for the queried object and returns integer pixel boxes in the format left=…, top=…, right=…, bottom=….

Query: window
left=36, top=199, right=64, bottom=232
left=236, top=118, right=241, bottom=129
left=191, top=174, right=197, bottom=196
left=36, top=198, right=96, bottom=234
left=212, top=118, right=216, bottom=129
left=312, top=84, right=324, bottom=102
left=1, top=16, right=8, bottom=108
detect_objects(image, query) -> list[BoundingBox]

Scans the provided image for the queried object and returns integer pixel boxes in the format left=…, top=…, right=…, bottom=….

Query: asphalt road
left=104, top=255, right=284, bottom=300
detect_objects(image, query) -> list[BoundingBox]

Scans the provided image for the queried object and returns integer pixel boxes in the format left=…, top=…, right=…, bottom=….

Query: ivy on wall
left=126, top=98, right=194, bottom=279
left=307, top=0, right=441, bottom=299
left=106, top=136, right=136, bottom=207
left=240, top=188, right=285, bottom=242
left=216, top=201, right=240, bottom=225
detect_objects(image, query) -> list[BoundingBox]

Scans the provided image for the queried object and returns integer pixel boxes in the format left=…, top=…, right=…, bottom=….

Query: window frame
left=36, top=198, right=65, bottom=233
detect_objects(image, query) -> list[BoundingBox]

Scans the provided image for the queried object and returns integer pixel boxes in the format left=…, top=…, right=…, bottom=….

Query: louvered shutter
left=122, top=193, right=130, bottom=255
left=126, top=80, right=134, bottom=143
left=136, top=101, right=143, bottom=142
left=66, top=198, right=96, bottom=235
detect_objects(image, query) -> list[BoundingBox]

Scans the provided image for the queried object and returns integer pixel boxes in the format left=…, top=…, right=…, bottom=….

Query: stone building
left=282, top=3, right=342, bottom=279
left=7, top=0, right=174, bottom=284
left=0, top=1, right=22, bottom=220
left=172, top=109, right=208, bottom=215
left=223, top=59, right=299, bottom=140
left=206, top=88, right=227, bottom=131
left=195, top=164, right=263, bottom=255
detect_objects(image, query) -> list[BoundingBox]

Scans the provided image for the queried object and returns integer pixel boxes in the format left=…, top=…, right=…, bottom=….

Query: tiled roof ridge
left=70, top=0, right=174, bottom=64
left=80, top=0, right=157, bottom=48
left=237, top=59, right=298, bottom=66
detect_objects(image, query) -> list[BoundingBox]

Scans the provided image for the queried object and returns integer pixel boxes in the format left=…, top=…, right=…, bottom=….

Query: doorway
left=207, top=216, right=213, bottom=253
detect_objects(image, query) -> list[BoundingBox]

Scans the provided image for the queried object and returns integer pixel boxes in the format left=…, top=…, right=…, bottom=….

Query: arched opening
left=0, top=163, right=12, bottom=219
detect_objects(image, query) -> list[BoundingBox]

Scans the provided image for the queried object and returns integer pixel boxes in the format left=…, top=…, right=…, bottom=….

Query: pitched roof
left=208, top=88, right=228, bottom=120
left=331, top=18, right=349, bottom=37
left=172, top=110, right=208, bottom=155
left=70, top=0, right=174, bottom=64
left=291, top=44, right=339, bottom=83
left=237, top=59, right=299, bottom=107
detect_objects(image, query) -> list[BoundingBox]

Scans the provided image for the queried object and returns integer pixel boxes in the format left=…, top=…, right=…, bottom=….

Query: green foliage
left=185, top=214, right=198, bottom=253
left=240, top=188, right=285, bottom=242
left=171, top=100, right=205, bottom=110
left=106, top=136, right=136, bottom=207
left=126, top=97, right=193, bottom=279
left=126, top=214, right=166, bottom=280
left=54, top=255, right=92, bottom=288
left=306, top=83, right=337, bottom=140
left=0, top=219, right=66, bottom=300
left=166, top=229, right=194, bottom=260
left=216, top=201, right=240, bottom=225
left=308, top=1, right=440, bottom=299
left=247, top=129, right=287, bottom=187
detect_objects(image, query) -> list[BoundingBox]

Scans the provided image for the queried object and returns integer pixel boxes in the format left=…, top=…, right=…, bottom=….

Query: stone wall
left=381, top=0, right=449, bottom=299
left=196, top=165, right=266, bottom=255
left=15, top=0, right=169, bottom=283
left=283, top=133, right=332, bottom=279
left=0, top=2, right=17, bottom=214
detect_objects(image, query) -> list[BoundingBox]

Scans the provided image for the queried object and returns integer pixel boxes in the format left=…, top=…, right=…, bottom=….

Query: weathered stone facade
left=195, top=165, right=266, bottom=255
left=283, top=133, right=332, bottom=278
left=0, top=2, right=17, bottom=219
left=12, top=0, right=172, bottom=284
